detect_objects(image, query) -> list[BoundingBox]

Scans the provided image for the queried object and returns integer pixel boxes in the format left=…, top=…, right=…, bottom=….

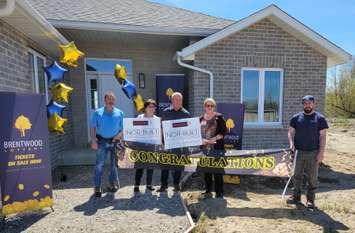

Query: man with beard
left=287, top=95, right=329, bottom=210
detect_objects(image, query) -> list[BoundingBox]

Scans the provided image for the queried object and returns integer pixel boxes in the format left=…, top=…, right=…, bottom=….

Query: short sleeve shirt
left=90, top=107, right=124, bottom=138
left=290, top=111, right=329, bottom=151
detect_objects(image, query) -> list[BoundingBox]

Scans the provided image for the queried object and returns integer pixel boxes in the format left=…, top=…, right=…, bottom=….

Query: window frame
left=241, top=67, right=283, bottom=128
left=28, top=48, right=49, bottom=104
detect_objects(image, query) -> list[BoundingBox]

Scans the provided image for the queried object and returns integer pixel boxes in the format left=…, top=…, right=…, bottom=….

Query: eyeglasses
left=147, top=105, right=156, bottom=108
left=205, top=104, right=215, bottom=108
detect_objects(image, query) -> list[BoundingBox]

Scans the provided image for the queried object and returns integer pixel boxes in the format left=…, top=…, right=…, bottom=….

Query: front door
left=86, top=71, right=135, bottom=141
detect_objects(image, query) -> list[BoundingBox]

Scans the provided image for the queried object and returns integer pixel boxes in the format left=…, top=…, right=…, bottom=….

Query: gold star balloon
left=133, top=94, right=144, bottom=112
left=48, top=113, right=67, bottom=134
left=59, top=41, right=85, bottom=67
left=114, top=64, right=127, bottom=85
left=51, top=82, right=73, bottom=103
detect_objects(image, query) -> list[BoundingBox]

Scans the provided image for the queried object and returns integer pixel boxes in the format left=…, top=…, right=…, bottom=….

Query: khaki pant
left=292, top=150, right=319, bottom=202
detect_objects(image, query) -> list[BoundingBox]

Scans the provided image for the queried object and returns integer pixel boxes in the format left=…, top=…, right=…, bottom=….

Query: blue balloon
left=47, top=100, right=66, bottom=117
left=122, top=80, right=137, bottom=99
left=44, top=61, right=68, bottom=83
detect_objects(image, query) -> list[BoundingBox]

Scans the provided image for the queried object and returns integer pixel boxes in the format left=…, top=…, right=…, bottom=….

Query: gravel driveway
left=1, top=166, right=191, bottom=233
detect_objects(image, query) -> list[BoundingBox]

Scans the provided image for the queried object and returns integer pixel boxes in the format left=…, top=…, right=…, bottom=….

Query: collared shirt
left=290, top=111, right=329, bottom=151
left=161, top=106, right=190, bottom=121
left=137, top=113, right=159, bottom=119
left=90, top=107, right=124, bottom=138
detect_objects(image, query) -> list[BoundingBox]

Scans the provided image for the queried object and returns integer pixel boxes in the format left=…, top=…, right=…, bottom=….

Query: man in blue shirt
left=90, top=91, right=124, bottom=197
left=287, top=95, right=329, bottom=210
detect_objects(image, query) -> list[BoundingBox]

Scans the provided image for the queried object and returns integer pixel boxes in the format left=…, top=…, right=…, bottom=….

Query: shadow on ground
left=188, top=198, right=349, bottom=233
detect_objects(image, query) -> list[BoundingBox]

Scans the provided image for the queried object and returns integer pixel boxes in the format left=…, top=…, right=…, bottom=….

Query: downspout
left=0, top=0, right=15, bottom=16
left=176, top=51, right=214, bottom=98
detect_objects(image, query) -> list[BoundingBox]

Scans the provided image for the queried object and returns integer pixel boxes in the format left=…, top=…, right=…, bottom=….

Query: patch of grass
left=329, top=118, right=352, bottom=128
left=192, top=212, right=209, bottom=233
left=319, top=203, right=354, bottom=214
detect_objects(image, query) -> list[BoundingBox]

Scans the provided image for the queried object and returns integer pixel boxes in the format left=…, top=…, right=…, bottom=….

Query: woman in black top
left=199, top=98, right=227, bottom=198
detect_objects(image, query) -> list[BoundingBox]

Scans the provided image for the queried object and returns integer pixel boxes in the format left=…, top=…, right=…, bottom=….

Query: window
left=28, top=49, right=48, bottom=103
left=86, top=58, right=132, bottom=75
left=241, top=68, right=283, bottom=126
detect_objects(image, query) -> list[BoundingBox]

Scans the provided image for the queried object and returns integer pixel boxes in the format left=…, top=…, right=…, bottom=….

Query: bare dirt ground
left=182, top=119, right=355, bottom=233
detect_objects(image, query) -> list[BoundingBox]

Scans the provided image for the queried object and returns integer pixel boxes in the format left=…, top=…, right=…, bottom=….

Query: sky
left=151, top=0, right=355, bottom=56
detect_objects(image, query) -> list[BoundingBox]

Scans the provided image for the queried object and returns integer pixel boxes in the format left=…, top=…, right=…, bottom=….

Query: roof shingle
left=28, top=0, right=233, bottom=31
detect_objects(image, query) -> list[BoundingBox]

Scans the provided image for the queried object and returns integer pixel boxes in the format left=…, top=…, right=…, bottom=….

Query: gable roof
left=178, top=4, right=351, bottom=67
left=28, top=0, right=234, bottom=36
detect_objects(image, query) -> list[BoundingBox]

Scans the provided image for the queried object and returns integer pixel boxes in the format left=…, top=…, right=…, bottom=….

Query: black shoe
left=94, top=187, right=102, bottom=198
left=286, top=195, right=301, bottom=205
left=215, top=193, right=224, bottom=199
left=157, top=186, right=167, bottom=192
left=201, top=191, right=212, bottom=199
left=306, top=201, right=316, bottom=211
left=173, top=184, right=181, bottom=192
left=146, top=186, right=155, bottom=191
left=133, top=186, right=140, bottom=192
left=107, top=183, right=119, bottom=193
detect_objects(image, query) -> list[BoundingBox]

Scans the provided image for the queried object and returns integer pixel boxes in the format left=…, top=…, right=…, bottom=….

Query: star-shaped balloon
left=47, top=100, right=66, bottom=117
left=51, top=82, right=74, bottom=103
left=44, top=61, right=68, bottom=83
left=133, top=94, right=144, bottom=112
left=48, top=113, right=67, bottom=134
left=59, top=41, right=85, bottom=67
left=114, top=64, right=127, bottom=85
left=122, top=80, right=137, bottom=100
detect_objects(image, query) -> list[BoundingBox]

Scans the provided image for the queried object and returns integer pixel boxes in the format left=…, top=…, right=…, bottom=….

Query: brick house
left=0, top=1, right=351, bottom=168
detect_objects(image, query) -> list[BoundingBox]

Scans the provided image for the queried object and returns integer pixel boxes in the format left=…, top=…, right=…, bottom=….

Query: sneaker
left=107, top=183, right=119, bottom=193
left=173, top=184, right=181, bottom=192
left=306, top=201, right=316, bottom=211
left=94, top=187, right=102, bottom=198
left=286, top=195, right=301, bottom=205
left=133, top=186, right=140, bottom=192
left=146, top=186, right=155, bottom=191
left=157, top=186, right=167, bottom=192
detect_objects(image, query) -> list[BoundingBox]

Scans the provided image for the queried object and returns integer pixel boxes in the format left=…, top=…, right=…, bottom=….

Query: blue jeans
left=94, top=141, right=119, bottom=188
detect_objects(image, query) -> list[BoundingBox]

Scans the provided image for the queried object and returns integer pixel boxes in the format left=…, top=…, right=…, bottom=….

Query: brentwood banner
left=0, top=92, right=53, bottom=216
left=118, top=146, right=293, bottom=177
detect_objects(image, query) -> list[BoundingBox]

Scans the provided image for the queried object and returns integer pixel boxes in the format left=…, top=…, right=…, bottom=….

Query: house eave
left=48, top=19, right=220, bottom=37
left=1, top=0, right=68, bottom=57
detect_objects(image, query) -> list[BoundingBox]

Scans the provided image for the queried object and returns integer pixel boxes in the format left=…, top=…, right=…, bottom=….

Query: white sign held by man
left=123, top=118, right=162, bottom=145
left=162, top=117, right=202, bottom=150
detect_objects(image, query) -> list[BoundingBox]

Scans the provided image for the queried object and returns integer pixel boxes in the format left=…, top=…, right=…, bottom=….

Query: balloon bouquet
left=114, top=64, right=144, bottom=112
left=44, top=42, right=84, bottom=134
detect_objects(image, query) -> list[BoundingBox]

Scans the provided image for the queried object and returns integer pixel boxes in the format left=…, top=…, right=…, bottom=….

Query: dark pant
left=292, top=150, right=319, bottom=202
left=205, top=173, right=224, bottom=195
left=160, top=169, right=182, bottom=188
left=135, top=168, right=154, bottom=186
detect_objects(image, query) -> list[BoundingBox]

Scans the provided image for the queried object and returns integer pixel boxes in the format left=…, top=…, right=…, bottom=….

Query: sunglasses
left=205, top=104, right=215, bottom=108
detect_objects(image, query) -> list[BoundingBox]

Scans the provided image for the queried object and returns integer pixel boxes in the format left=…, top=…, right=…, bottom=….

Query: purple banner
left=217, top=103, right=245, bottom=150
left=0, top=92, right=53, bottom=216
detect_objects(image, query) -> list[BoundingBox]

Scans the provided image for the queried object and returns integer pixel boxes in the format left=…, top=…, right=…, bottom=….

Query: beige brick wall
left=193, top=18, right=327, bottom=149
left=69, top=37, right=190, bottom=147
left=0, top=20, right=74, bottom=168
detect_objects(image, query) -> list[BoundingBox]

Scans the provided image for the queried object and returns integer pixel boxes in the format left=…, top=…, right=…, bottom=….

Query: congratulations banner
left=0, top=92, right=53, bottom=216
left=118, top=147, right=293, bottom=177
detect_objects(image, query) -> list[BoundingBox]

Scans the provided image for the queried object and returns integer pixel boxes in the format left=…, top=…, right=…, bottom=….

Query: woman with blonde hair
left=199, top=98, right=227, bottom=198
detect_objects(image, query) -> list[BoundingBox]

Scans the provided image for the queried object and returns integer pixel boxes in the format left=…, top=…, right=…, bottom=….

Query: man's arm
left=288, top=126, right=296, bottom=152
left=90, top=127, right=98, bottom=150
left=317, top=129, right=327, bottom=163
